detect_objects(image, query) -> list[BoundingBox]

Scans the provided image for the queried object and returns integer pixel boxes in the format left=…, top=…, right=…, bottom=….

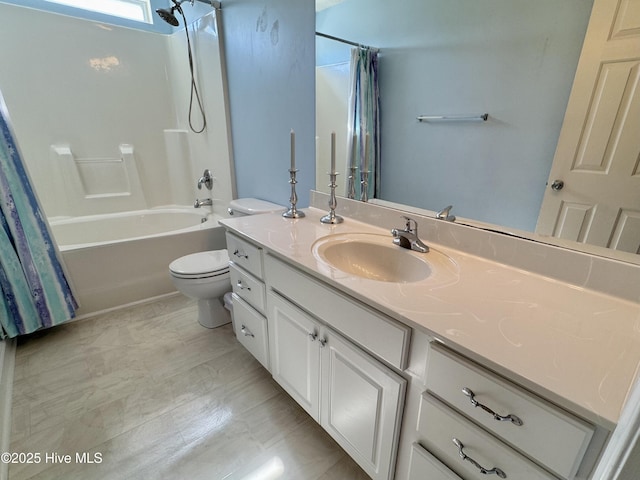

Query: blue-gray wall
left=222, top=0, right=315, bottom=207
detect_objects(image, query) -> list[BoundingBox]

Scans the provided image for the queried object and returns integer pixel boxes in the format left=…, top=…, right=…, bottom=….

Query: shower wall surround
left=0, top=2, right=234, bottom=219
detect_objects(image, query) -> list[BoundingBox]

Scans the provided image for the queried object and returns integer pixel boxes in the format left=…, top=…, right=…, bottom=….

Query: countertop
left=220, top=208, right=640, bottom=429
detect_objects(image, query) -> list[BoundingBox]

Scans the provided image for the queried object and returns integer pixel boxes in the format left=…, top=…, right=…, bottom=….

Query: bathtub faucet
left=197, top=169, right=213, bottom=190
left=194, top=198, right=213, bottom=208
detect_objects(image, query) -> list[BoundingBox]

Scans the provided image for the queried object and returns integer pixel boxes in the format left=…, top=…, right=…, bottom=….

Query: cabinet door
left=320, top=329, right=406, bottom=480
left=267, top=291, right=321, bottom=421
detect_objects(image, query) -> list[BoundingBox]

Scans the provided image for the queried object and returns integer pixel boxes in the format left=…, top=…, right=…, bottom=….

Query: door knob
left=551, top=180, right=564, bottom=191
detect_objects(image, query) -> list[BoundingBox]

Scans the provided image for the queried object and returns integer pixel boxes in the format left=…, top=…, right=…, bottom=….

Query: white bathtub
left=50, top=208, right=227, bottom=317
left=50, top=208, right=212, bottom=250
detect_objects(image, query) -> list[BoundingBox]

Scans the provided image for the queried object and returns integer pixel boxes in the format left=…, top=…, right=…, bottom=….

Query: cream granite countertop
left=221, top=208, right=640, bottom=430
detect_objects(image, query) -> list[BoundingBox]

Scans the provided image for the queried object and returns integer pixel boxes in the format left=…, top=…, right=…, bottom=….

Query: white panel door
left=320, top=329, right=406, bottom=480
left=267, top=291, right=321, bottom=421
left=536, top=0, right=640, bottom=254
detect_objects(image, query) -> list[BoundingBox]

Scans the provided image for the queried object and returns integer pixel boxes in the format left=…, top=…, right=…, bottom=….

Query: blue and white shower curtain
left=346, top=47, right=380, bottom=201
left=0, top=90, right=77, bottom=338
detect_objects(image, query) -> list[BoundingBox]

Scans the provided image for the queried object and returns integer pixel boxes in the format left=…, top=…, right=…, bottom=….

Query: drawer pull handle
left=462, top=387, right=524, bottom=426
left=240, top=325, right=254, bottom=337
left=233, top=249, right=249, bottom=259
left=236, top=280, right=251, bottom=291
left=452, top=438, right=506, bottom=478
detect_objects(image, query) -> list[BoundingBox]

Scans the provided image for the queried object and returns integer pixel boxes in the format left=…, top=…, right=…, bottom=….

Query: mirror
left=315, top=0, right=640, bottom=265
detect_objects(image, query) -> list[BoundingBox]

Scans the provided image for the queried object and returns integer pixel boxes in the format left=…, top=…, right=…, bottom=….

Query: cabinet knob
left=453, top=438, right=506, bottom=478
left=308, top=332, right=317, bottom=342
left=318, top=338, right=327, bottom=348
left=462, top=387, right=523, bottom=426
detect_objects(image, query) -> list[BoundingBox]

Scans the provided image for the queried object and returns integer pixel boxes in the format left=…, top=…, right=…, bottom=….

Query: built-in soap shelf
left=50, top=143, right=147, bottom=216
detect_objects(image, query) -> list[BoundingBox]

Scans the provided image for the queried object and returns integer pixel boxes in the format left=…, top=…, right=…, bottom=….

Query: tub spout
left=194, top=198, right=213, bottom=208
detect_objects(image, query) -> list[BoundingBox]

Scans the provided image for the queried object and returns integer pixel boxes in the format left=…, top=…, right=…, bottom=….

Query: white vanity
left=220, top=201, right=640, bottom=480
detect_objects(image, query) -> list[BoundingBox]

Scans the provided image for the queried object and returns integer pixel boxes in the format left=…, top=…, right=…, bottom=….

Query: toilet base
left=197, top=296, right=231, bottom=329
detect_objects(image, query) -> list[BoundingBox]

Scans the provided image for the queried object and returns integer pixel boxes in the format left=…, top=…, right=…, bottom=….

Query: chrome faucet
left=194, top=198, right=213, bottom=208
left=436, top=205, right=456, bottom=222
left=391, top=216, right=429, bottom=253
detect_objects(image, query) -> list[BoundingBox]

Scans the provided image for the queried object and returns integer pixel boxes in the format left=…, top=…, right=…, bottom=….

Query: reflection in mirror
left=316, top=0, right=640, bottom=263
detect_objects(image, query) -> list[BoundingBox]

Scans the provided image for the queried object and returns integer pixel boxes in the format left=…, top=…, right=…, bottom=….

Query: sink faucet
left=194, top=198, right=213, bottom=208
left=436, top=205, right=456, bottom=222
left=391, top=216, right=429, bottom=253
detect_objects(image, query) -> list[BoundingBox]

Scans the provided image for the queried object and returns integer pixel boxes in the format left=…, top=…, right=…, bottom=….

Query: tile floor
left=9, top=294, right=370, bottom=479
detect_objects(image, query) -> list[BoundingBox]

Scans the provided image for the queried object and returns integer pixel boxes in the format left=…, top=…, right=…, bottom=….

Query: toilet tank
left=227, top=198, right=284, bottom=217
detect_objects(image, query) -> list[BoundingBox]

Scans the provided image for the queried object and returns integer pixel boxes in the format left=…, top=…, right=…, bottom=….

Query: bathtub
left=50, top=207, right=227, bottom=317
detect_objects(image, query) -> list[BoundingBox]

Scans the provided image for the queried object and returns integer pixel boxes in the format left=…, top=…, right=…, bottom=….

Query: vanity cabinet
left=221, top=219, right=610, bottom=480
left=265, top=260, right=407, bottom=480
left=404, top=341, right=597, bottom=480
left=226, top=232, right=270, bottom=369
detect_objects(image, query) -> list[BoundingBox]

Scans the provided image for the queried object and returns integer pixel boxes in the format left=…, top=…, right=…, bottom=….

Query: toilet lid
left=169, top=250, right=230, bottom=277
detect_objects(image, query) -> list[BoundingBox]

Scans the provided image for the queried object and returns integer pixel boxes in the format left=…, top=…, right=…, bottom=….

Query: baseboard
left=0, top=338, right=16, bottom=480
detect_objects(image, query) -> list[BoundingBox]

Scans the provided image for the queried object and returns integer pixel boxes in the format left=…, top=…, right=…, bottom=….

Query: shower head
left=156, top=7, right=180, bottom=26
left=156, top=0, right=193, bottom=27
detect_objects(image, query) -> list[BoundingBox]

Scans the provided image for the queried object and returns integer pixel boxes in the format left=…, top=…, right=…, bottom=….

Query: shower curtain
left=346, top=47, right=380, bottom=201
left=0, top=90, right=78, bottom=339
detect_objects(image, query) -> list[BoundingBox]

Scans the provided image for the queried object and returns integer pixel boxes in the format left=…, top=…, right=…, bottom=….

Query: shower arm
left=182, top=0, right=220, bottom=6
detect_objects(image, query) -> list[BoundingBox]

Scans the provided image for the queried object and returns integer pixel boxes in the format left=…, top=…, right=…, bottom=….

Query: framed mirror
left=315, top=0, right=640, bottom=265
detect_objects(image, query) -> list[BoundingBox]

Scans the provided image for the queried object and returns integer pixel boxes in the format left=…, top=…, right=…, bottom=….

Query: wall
left=316, top=0, right=593, bottom=231
left=222, top=0, right=315, bottom=207
left=0, top=2, right=233, bottom=219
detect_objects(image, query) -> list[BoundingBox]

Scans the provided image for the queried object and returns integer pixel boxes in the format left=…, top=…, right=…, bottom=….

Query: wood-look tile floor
left=9, top=294, right=370, bottom=480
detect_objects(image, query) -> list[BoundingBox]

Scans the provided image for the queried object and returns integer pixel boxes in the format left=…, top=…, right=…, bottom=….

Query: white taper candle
left=330, top=132, right=336, bottom=174
left=351, top=133, right=357, bottom=169
left=290, top=129, right=295, bottom=171
left=364, top=133, right=370, bottom=172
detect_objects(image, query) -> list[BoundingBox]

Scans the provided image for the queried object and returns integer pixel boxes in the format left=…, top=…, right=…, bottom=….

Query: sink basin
left=312, top=233, right=433, bottom=282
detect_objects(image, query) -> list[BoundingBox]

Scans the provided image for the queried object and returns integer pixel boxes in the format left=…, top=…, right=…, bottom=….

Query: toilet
left=169, top=198, right=283, bottom=328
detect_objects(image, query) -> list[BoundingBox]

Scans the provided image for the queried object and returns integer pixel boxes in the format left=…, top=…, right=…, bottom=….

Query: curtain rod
left=315, top=32, right=379, bottom=51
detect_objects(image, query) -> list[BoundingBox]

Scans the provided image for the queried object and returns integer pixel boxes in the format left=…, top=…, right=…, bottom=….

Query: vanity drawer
left=230, top=263, right=266, bottom=314
left=427, top=344, right=593, bottom=479
left=226, top=232, right=264, bottom=279
left=231, top=293, right=269, bottom=370
left=265, top=253, right=410, bottom=370
left=417, top=392, right=556, bottom=480
left=408, top=443, right=463, bottom=480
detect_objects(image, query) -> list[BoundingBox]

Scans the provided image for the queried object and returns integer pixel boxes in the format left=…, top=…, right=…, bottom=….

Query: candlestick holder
left=283, top=168, right=305, bottom=218
left=360, top=170, right=370, bottom=203
left=347, top=165, right=357, bottom=199
left=321, top=172, right=343, bottom=224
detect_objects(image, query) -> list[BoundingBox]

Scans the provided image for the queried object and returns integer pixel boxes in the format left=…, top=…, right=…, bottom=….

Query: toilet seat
left=169, top=250, right=230, bottom=279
